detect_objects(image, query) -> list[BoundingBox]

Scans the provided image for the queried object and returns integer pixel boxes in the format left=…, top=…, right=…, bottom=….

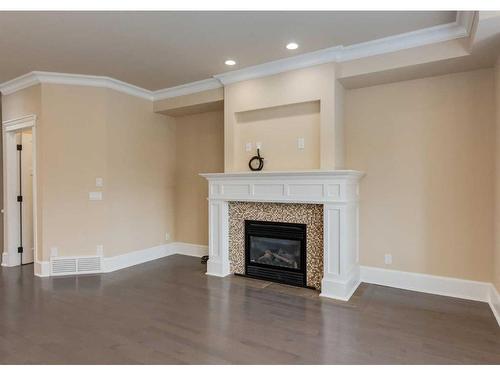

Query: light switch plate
left=50, top=247, right=58, bottom=257
left=95, top=177, right=103, bottom=187
left=89, top=192, right=103, bottom=201
left=298, top=137, right=305, bottom=150
left=245, top=142, right=252, bottom=152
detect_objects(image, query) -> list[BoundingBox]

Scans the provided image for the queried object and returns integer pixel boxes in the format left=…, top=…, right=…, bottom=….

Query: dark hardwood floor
left=0, top=254, right=499, bottom=364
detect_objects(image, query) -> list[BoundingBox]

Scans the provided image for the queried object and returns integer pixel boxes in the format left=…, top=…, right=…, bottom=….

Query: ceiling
left=0, top=11, right=457, bottom=90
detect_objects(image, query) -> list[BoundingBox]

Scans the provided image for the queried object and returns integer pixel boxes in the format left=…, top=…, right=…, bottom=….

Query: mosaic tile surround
left=228, top=202, right=324, bottom=290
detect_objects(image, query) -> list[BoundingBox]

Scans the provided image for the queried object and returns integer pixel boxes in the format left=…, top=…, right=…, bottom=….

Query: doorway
left=1, top=115, right=37, bottom=270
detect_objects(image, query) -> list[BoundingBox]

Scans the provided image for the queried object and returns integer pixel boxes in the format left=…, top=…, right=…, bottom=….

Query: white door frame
left=1, top=114, right=38, bottom=274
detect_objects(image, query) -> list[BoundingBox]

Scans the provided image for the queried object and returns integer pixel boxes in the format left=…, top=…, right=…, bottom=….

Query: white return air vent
left=50, top=256, right=102, bottom=276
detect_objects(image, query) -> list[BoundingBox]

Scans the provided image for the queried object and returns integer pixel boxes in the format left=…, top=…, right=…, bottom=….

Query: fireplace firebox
left=245, top=220, right=307, bottom=287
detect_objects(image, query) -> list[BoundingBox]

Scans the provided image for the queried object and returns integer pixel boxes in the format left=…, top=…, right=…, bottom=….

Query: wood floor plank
left=0, top=254, right=498, bottom=364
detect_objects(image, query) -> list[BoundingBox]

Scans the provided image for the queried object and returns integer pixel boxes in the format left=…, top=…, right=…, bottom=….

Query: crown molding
left=153, top=78, right=222, bottom=101
left=0, top=11, right=477, bottom=98
left=0, top=71, right=39, bottom=95
left=337, top=16, right=471, bottom=62
left=0, top=71, right=153, bottom=100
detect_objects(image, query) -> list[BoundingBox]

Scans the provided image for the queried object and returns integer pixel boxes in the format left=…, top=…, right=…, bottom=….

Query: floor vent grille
left=50, top=256, right=102, bottom=276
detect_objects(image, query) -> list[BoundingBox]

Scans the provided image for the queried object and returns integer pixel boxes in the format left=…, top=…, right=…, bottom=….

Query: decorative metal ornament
left=248, top=148, right=264, bottom=171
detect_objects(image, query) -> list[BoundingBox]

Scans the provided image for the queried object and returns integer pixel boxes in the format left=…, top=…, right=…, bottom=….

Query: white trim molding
left=2, top=114, right=37, bottom=131
left=103, top=244, right=175, bottom=273
left=1, top=253, right=6, bottom=267
left=214, top=46, right=342, bottom=85
left=0, top=71, right=153, bottom=100
left=0, top=12, right=476, bottom=99
left=489, top=285, right=500, bottom=326
left=153, top=78, right=222, bottom=101
left=35, top=261, right=50, bottom=277
left=103, top=242, right=207, bottom=273
left=2, top=114, right=39, bottom=270
left=174, top=242, right=208, bottom=257
left=360, top=266, right=491, bottom=302
left=32, top=242, right=208, bottom=277
left=360, top=266, right=499, bottom=326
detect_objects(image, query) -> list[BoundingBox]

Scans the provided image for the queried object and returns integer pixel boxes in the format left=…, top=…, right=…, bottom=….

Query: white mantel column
left=320, top=201, right=360, bottom=300
left=206, top=200, right=231, bottom=277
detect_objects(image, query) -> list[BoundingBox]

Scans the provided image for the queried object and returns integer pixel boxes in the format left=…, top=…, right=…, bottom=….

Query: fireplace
left=245, top=220, right=307, bottom=287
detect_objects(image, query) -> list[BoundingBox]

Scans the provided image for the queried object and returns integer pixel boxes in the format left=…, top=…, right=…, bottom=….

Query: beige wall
left=1, top=85, right=42, bottom=121
left=174, top=110, right=224, bottom=245
left=2, top=84, right=176, bottom=261
left=345, top=69, right=495, bottom=282
left=235, top=101, right=320, bottom=171
left=40, top=85, right=108, bottom=260
left=224, top=63, right=343, bottom=171
left=495, top=59, right=500, bottom=291
left=104, top=89, right=176, bottom=256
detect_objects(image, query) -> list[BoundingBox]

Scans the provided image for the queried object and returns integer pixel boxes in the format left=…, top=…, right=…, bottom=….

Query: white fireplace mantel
left=200, top=170, right=365, bottom=301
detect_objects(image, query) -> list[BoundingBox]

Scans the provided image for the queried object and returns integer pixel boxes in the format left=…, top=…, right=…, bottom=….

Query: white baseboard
left=27, top=242, right=207, bottom=276
left=1, top=252, right=9, bottom=267
left=102, top=243, right=176, bottom=273
left=35, top=261, right=50, bottom=277
left=360, top=266, right=499, bottom=327
left=103, top=242, right=206, bottom=272
left=1, top=251, right=20, bottom=267
left=173, top=242, right=208, bottom=257
left=489, top=284, right=500, bottom=326
left=360, top=266, right=492, bottom=302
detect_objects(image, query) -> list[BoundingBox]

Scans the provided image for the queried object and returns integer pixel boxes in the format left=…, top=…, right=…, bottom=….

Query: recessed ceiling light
left=225, top=59, right=236, bottom=66
left=286, top=42, right=299, bottom=50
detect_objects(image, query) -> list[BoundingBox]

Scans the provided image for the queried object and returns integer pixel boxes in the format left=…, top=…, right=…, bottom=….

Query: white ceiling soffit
left=0, top=11, right=476, bottom=100
left=153, top=78, right=223, bottom=101
left=213, top=11, right=476, bottom=85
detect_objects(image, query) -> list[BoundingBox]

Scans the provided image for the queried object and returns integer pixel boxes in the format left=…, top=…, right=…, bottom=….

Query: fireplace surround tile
left=228, top=202, right=324, bottom=290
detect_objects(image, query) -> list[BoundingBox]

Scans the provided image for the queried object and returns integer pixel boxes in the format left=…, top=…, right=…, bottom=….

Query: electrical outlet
left=256, top=142, right=262, bottom=150
left=245, top=142, right=252, bottom=152
left=89, top=192, right=103, bottom=201
left=384, top=253, right=392, bottom=265
left=165, top=232, right=170, bottom=241
left=50, top=247, right=58, bottom=257
left=96, top=245, right=104, bottom=256
left=95, top=177, right=104, bottom=187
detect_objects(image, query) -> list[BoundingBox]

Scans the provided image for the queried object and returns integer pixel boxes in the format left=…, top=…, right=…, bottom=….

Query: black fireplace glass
left=245, top=220, right=306, bottom=287
left=249, top=236, right=301, bottom=270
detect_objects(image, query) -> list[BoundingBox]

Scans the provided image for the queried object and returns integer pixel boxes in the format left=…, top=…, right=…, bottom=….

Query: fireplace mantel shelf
left=200, top=169, right=364, bottom=180
left=200, top=169, right=364, bottom=205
